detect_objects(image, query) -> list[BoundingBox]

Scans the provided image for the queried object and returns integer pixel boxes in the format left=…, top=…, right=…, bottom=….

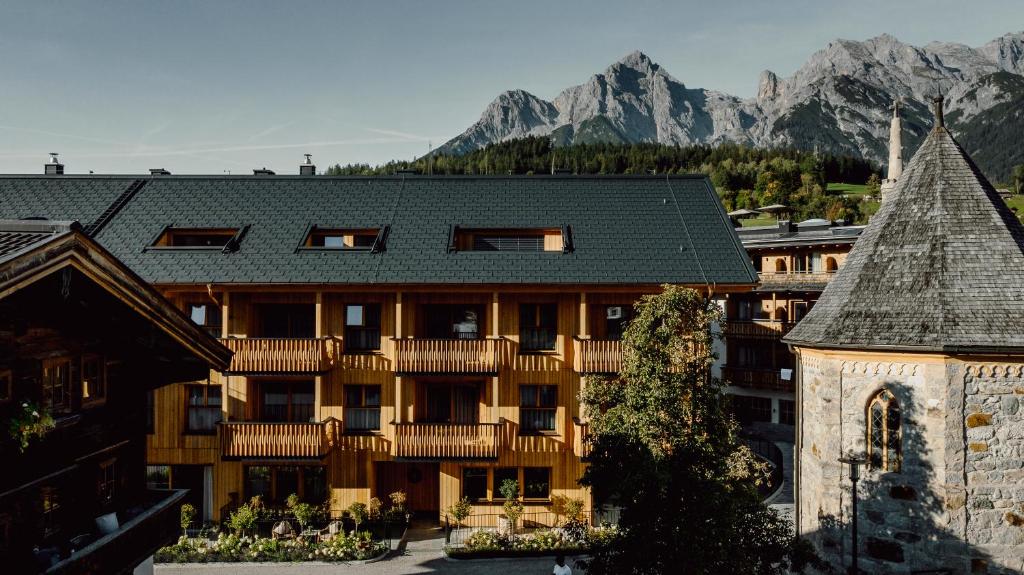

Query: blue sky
left=0, top=0, right=1020, bottom=174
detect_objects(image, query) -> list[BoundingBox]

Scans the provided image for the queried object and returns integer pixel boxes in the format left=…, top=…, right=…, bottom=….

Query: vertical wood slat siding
left=572, top=417, right=591, bottom=458
left=392, top=422, right=502, bottom=458
left=393, top=338, right=498, bottom=373
left=220, top=421, right=328, bottom=458
left=575, top=338, right=622, bottom=373
left=221, top=337, right=334, bottom=373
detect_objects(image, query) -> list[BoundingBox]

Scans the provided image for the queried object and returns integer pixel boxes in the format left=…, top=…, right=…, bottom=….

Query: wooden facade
left=146, top=285, right=747, bottom=522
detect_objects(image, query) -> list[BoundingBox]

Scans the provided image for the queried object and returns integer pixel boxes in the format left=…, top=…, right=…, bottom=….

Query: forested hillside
left=326, top=137, right=883, bottom=224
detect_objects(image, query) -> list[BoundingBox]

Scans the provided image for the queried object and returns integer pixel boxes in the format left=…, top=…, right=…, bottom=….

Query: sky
left=0, top=0, right=1020, bottom=174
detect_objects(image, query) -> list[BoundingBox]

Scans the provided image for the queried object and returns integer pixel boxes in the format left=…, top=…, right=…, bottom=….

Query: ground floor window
left=779, top=399, right=795, bottom=426
left=461, top=466, right=552, bottom=502
left=146, top=465, right=171, bottom=490
left=245, top=465, right=327, bottom=505
left=731, top=395, right=772, bottom=424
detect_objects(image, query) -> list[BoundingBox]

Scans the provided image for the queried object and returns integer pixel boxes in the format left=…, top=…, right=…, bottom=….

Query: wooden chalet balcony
left=572, top=417, right=591, bottom=459
left=392, top=421, right=503, bottom=459
left=722, top=366, right=794, bottom=392
left=725, top=320, right=796, bottom=340
left=221, top=337, right=335, bottom=373
left=757, top=271, right=835, bottom=289
left=393, top=338, right=500, bottom=374
left=574, top=337, right=622, bottom=373
left=220, top=421, right=336, bottom=459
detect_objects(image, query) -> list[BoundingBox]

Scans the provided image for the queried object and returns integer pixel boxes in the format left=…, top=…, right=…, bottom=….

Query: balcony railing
left=44, top=489, right=186, bottom=575
left=221, top=337, right=335, bottom=373
left=722, top=366, right=794, bottom=392
left=392, top=421, right=503, bottom=459
left=725, top=320, right=796, bottom=340
left=220, top=421, right=336, bottom=459
left=393, top=338, right=499, bottom=374
left=574, top=337, right=622, bottom=373
left=572, top=417, right=591, bottom=459
left=757, top=271, right=835, bottom=288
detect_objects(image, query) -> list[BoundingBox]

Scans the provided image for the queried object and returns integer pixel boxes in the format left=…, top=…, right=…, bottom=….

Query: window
left=493, top=468, right=518, bottom=499
left=0, top=369, right=11, bottom=403
left=186, top=383, right=222, bottom=433
left=867, top=389, right=901, bottom=472
left=731, top=395, right=772, bottom=424
left=40, top=486, right=61, bottom=537
left=519, top=303, right=557, bottom=351
left=462, top=468, right=488, bottom=502
left=152, top=227, right=241, bottom=249
left=453, top=227, right=567, bottom=252
left=254, top=304, right=314, bottom=338
left=303, top=227, right=383, bottom=251
left=779, top=399, right=796, bottom=426
left=81, top=355, right=105, bottom=405
left=146, top=465, right=171, bottom=490
left=246, top=466, right=326, bottom=504
left=97, top=459, right=117, bottom=504
left=523, top=467, right=551, bottom=500
left=189, top=303, right=223, bottom=337
left=259, top=380, right=314, bottom=423
left=42, top=358, right=71, bottom=413
left=423, top=304, right=483, bottom=339
left=519, top=385, right=557, bottom=432
left=344, top=385, right=381, bottom=431
left=146, top=390, right=155, bottom=434
left=344, top=304, right=381, bottom=352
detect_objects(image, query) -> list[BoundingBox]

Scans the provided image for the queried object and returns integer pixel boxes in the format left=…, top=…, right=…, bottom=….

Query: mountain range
left=435, top=32, right=1024, bottom=181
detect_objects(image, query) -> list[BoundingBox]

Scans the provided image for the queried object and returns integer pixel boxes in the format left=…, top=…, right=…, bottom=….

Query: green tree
left=580, top=285, right=810, bottom=575
left=1013, top=164, right=1024, bottom=195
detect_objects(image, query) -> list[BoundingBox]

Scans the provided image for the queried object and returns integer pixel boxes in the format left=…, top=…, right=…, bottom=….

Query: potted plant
left=180, top=503, right=197, bottom=537
left=8, top=401, right=55, bottom=452
left=348, top=502, right=368, bottom=534
left=498, top=479, right=523, bottom=537
left=447, top=496, right=472, bottom=530
left=287, top=493, right=318, bottom=537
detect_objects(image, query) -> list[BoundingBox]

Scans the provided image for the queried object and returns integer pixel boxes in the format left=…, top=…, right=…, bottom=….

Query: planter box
left=445, top=547, right=589, bottom=560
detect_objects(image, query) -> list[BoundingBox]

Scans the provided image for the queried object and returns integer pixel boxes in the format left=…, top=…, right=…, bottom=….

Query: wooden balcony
left=725, top=320, right=796, bottom=340
left=221, top=337, right=335, bottom=373
left=220, top=421, right=336, bottom=460
left=393, top=338, right=499, bottom=374
left=757, top=271, right=835, bottom=290
left=572, top=417, right=591, bottom=459
left=722, top=366, right=794, bottom=392
left=574, top=337, right=622, bottom=373
left=392, top=421, right=503, bottom=459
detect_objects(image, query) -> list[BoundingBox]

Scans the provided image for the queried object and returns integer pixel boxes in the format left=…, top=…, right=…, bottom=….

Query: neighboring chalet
left=0, top=170, right=755, bottom=524
left=724, top=219, right=863, bottom=427
left=0, top=220, right=231, bottom=573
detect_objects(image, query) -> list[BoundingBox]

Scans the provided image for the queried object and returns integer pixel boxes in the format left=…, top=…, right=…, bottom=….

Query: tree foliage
left=579, top=286, right=813, bottom=575
left=325, top=137, right=879, bottom=224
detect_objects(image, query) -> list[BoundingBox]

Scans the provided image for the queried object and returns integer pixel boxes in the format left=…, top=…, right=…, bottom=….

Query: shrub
left=180, top=503, right=197, bottom=535
left=388, top=490, right=407, bottom=512
left=463, top=530, right=504, bottom=551
left=348, top=502, right=368, bottom=532
left=447, top=496, right=473, bottom=528
left=286, top=493, right=318, bottom=532
left=499, top=480, right=524, bottom=534
left=226, top=502, right=258, bottom=536
left=8, top=401, right=55, bottom=452
left=156, top=532, right=387, bottom=563
left=368, top=497, right=382, bottom=520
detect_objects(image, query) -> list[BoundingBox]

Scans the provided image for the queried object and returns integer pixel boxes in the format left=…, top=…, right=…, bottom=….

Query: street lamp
left=838, top=452, right=867, bottom=575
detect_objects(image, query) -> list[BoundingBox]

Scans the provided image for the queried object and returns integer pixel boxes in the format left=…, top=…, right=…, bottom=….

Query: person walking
left=553, top=554, right=572, bottom=575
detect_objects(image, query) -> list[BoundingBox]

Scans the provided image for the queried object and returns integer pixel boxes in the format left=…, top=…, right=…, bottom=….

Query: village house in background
left=787, top=98, right=1024, bottom=573
left=0, top=169, right=755, bottom=527
left=0, top=220, right=231, bottom=573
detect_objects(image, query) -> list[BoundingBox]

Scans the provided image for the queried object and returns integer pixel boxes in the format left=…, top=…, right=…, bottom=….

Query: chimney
left=149, top=168, right=171, bottom=175
left=45, top=152, right=64, bottom=175
left=880, top=100, right=903, bottom=203
left=253, top=167, right=276, bottom=176
left=300, top=154, right=316, bottom=176
left=933, top=95, right=945, bottom=129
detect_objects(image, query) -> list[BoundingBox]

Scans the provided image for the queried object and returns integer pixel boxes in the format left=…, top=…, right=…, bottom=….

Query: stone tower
left=880, top=101, right=903, bottom=202
left=784, top=98, right=1024, bottom=574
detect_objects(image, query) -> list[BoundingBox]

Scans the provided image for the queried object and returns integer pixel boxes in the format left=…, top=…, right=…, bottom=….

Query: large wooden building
left=0, top=170, right=755, bottom=523
left=0, top=219, right=231, bottom=573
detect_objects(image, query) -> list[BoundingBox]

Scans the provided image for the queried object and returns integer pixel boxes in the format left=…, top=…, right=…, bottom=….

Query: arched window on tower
left=867, top=389, right=901, bottom=472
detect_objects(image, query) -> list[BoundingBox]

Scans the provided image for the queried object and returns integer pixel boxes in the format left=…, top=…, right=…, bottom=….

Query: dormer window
left=450, top=226, right=573, bottom=253
left=150, top=226, right=248, bottom=252
left=300, top=225, right=389, bottom=252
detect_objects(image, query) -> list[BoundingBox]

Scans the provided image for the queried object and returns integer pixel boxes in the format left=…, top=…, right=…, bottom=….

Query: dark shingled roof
left=0, top=175, right=756, bottom=286
left=0, top=220, right=77, bottom=263
left=784, top=127, right=1024, bottom=353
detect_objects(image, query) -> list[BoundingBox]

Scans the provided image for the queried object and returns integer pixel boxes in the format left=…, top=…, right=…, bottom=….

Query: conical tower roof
left=785, top=122, right=1024, bottom=353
